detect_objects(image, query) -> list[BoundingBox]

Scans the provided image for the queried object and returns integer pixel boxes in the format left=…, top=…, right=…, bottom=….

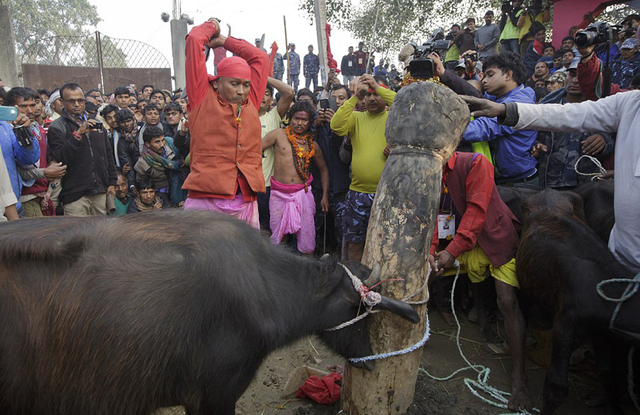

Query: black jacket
left=47, top=110, right=118, bottom=204
left=341, top=54, right=357, bottom=76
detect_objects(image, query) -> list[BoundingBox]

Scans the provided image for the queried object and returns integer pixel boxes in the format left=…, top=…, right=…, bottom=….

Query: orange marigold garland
left=285, top=126, right=315, bottom=192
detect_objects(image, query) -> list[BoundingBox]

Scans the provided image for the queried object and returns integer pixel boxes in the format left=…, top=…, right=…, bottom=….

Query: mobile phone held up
left=329, top=96, right=338, bottom=112
left=0, top=106, right=18, bottom=122
left=319, top=99, right=330, bottom=109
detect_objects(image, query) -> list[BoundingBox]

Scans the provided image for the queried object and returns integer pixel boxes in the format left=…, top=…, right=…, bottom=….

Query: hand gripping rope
left=574, top=154, right=607, bottom=180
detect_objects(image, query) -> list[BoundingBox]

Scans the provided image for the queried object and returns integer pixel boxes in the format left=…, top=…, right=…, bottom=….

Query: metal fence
left=21, top=31, right=172, bottom=92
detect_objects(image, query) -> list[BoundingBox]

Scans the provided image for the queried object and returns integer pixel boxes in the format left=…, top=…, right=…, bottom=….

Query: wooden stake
left=340, top=82, right=470, bottom=414
left=283, top=16, right=291, bottom=86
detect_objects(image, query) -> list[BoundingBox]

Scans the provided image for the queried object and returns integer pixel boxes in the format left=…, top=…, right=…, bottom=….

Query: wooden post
left=340, top=82, right=470, bottom=414
left=313, top=0, right=328, bottom=85
left=283, top=16, right=290, bottom=86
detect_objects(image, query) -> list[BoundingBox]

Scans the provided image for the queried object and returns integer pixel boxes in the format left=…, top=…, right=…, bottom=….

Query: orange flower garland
left=285, top=126, right=315, bottom=192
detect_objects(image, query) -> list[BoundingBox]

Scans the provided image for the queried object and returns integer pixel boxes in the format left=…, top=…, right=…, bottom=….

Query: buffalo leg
left=541, top=313, right=575, bottom=415
left=495, top=279, right=531, bottom=411
left=592, top=335, right=624, bottom=415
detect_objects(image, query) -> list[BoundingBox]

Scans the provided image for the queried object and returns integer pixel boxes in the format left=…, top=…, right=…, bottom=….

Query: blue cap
left=621, top=38, right=638, bottom=50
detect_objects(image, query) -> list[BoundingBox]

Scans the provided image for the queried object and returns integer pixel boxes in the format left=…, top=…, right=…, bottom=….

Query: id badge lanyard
left=437, top=185, right=456, bottom=240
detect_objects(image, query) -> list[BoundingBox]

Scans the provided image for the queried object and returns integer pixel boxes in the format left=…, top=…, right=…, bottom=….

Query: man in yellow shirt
left=330, top=74, right=395, bottom=261
left=516, top=0, right=551, bottom=55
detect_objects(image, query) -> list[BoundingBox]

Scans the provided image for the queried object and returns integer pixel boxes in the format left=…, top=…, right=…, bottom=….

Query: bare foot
left=508, top=385, right=532, bottom=412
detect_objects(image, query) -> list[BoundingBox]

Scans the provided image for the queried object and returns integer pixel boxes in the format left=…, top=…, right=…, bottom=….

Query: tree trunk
left=341, top=81, right=469, bottom=414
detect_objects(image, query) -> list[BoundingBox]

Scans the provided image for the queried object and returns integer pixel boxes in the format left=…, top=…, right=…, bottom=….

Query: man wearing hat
left=612, top=38, right=640, bottom=89
left=475, top=11, right=501, bottom=60
left=183, top=18, right=269, bottom=228
left=284, top=43, right=301, bottom=92
left=254, top=38, right=267, bottom=52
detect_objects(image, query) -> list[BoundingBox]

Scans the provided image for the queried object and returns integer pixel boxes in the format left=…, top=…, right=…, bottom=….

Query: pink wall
left=551, top=0, right=617, bottom=46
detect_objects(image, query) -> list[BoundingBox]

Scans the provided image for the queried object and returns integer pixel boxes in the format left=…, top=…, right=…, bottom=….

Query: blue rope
left=349, top=312, right=431, bottom=364
left=595, top=272, right=640, bottom=329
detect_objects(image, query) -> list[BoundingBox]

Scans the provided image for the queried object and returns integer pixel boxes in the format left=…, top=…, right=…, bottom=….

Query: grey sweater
left=474, top=24, right=501, bottom=58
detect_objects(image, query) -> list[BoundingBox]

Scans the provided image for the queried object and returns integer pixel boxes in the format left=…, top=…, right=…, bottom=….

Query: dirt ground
left=157, top=309, right=612, bottom=415
left=234, top=310, right=614, bottom=415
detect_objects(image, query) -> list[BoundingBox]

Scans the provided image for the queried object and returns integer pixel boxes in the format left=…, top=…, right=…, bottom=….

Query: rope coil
left=574, top=154, right=607, bottom=181
left=420, top=265, right=540, bottom=415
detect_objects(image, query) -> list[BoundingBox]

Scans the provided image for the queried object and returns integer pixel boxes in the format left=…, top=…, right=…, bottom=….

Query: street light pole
left=313, top=0, right=328, bottom=85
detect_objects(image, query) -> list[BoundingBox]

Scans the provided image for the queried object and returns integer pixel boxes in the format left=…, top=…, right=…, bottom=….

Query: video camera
left=408, top=39, right=452, bottom=79
left=575, top=21, right=620, bottom=48
left=501, top=2, right=512, bottom=13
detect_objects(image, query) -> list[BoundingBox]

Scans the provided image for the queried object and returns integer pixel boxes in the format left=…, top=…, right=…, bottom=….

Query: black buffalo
left=0, top=211, right=419, bottom=415
left=516, top=189, right=639, bottom=415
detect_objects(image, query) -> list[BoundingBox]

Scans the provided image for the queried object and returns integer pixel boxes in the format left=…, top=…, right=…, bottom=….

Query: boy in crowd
left=114, top=87, right=131, bottom=109
left=134, top=125, right=183, bottom=206
left=127, top=178, right=165, bottom=213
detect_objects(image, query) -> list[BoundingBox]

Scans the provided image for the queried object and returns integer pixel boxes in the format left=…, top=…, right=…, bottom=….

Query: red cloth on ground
left=296, top=372, right=342, bottom=404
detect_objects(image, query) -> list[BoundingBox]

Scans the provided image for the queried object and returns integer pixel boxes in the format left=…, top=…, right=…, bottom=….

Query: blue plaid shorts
left=343, top=190, right=375, bottom=243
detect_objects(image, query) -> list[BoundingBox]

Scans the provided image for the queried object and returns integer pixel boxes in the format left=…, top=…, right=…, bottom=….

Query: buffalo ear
left=566, top=191, right=587, bottom=222
left=375, top=296, right=420, bottom=324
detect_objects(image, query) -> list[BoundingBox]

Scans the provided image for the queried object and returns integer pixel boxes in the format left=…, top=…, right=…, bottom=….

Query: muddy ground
left=157, top=309, right=612, bottom=415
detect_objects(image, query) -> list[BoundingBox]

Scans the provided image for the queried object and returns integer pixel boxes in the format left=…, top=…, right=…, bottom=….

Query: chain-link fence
left=21, top=31, right=171, bottom=92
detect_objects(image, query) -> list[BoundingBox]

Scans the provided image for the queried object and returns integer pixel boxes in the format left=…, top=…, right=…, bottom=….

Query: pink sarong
left=269, top=176, right=316, bottom=254
left=184, top=194, right=260, bottom=230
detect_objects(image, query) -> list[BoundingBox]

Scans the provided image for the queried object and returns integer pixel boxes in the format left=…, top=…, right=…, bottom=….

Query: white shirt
left=259, top=109, right=282, bottom=188
left=514, top=91, right=640, bottom=272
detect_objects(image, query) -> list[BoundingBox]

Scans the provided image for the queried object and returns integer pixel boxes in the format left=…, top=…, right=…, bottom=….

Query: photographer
left=444, top=24, right=462, bottom=70
left=455, top=18, right=477, bottom=55
left=499, top=0, right=523, bottom=54
left=516, top=0, right=551, bottom=55
left=47, top=83, right=117, bottom=216
left=0, top=111, right=40, bottom=217
left=576, top=25, right=627, bottom=100
left=460, top=50, right=482, bottom=80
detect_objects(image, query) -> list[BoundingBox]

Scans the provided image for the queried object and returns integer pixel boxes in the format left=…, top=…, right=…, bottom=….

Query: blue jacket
left=537, top=88, right=613, bottom=188
left=611, top=51, right=640, bottom=89
left=0, top=121, right=41, bottom=211
left=462, top=85, right=538, bottom=181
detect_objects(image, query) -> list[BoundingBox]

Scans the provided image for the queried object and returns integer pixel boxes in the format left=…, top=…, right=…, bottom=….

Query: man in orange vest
left=183, top=18, right=269, bottom=228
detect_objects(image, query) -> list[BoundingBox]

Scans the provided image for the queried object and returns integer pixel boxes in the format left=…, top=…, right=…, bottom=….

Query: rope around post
left=574, top=154, right=607, bottom=181
left=420, top=265, right=540, bottom=415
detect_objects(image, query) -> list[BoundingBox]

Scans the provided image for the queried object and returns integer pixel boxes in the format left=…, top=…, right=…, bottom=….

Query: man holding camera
left=48, top=83, right=117, bottom=216
left=455, top=18, right=477, bottom=55
left=499, top=0, right=523, bottom=55
left=516, top=0, right=551, bottom=56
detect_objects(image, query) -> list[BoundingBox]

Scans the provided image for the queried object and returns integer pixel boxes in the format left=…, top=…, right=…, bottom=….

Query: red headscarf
left=210, top=56, right=251, bottom=82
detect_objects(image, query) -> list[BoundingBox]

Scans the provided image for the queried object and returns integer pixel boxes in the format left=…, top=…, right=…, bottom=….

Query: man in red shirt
left=354, top=41, right=368, bottom=76
left=183, top=18, right=269, bottom=228
left=428, top=152, right=531, bottom=412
